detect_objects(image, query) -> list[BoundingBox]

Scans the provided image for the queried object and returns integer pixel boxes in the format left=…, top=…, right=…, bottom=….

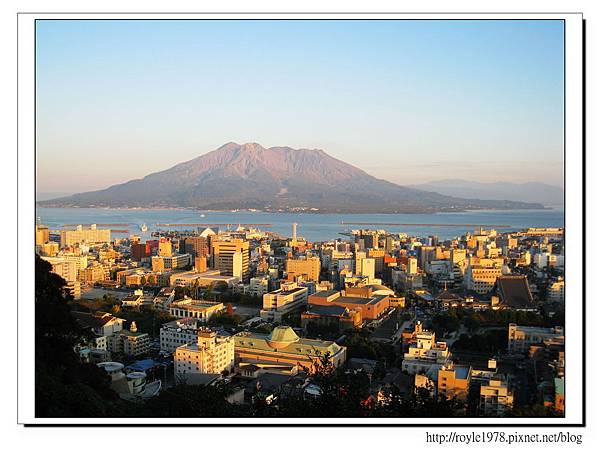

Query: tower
left=292, top=222, right=298, bottom=241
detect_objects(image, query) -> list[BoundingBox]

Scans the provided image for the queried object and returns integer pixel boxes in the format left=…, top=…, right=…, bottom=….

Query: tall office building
left=212, top=238, right=250, bottom=281
left=407, top=256, right=418, bottom=275
left=385, top=235, right=394, bottom=253
left=359, top=258, right=375, bottom=280
left=158, top=238, right=173, bottom=257
left=286, top=256, right=321, bottom=282
left=182, top=236, right=210, bottom=260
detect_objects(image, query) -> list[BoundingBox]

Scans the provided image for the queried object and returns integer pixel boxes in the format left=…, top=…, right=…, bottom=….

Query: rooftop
left=304, top=304, right=350, bottom=317
left=311, top=289, right=339, bottom=298
left=72, top=311, right=122, bottom=329
left=496, top=275, right=535, bottom=309
left=337, top=295, right=388, bottom=306
left=235, top=329, right=342, bottom=355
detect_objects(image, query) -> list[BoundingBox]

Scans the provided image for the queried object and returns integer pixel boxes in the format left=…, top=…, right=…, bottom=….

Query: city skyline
left=36, top=19, right=564, bottom=194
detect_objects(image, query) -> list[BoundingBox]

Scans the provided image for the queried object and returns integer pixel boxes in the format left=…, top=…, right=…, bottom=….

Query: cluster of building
left=36, top=219, right=566, bottom=415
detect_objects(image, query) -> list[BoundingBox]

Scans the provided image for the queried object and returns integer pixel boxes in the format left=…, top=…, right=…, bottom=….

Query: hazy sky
left=36, top=19, right=564, bottom=194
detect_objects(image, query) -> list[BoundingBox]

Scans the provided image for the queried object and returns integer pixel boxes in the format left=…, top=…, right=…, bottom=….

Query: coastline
left=35, top=204, right=553, bottom=215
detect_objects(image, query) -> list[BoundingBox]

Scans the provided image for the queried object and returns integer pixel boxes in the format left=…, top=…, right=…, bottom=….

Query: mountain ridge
left=38, top=142, right=546, bottom=213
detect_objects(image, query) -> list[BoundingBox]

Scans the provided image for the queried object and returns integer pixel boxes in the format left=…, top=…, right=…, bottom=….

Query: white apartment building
left=174, top=329, right=235, bottom=377
left=260, top=282, right=308, bottom=322
left=402, top=322, right=451, bottom=375
left=160, top=318, right=205, bottom=353
left=247, top=276, right=270, bottom=296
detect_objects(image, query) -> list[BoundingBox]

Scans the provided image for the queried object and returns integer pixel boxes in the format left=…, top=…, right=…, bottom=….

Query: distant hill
left=38, top=142, right=545, bottom=213
left=36, top=192, right=74, bottom=201
left=411, top=179, right=563, bottom=207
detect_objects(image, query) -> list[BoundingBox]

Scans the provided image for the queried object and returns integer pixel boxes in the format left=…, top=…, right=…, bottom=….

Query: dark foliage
left=35, top=256, right=125, bottom=417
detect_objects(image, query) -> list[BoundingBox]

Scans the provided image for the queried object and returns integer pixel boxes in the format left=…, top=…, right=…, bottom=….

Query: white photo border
left=17, top=12, right=584, bottom=426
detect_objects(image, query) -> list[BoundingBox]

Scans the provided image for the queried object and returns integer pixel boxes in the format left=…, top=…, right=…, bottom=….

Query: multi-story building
left=72, top=312, right=149, bottom=357
left=465, top=259, right=504, bottom=294
left=437, top=363, right=471, bottom=402
left=367, top=248, right=386, bottom=275
left=248, top=276, right=270, bottom=296
left=131, top=241, right=152, bottom=261
left=194, top=255, right=208, bottom=273
left=212, top=238, right=250, bottom=281
left=479, top=377, right=514, bottom=416
left=158, top=238, right=173, bottom=257
left=234, top=326, right=347, bottom=375
left=169, top=269, right=239, bottom=289
left=286, top=256, right=321, bottom=282
left=308, top=288, right=390, bottom=321
left=65, top=280, right=81, bottom=299
left=115, top=322, right=151, bottom=357
left=35, top=224, right=50, bottom=245
left=121, top=289, right=154, bottom=308
left=116, top=268, right=153, bottom=287
left=357, top=257, right=376, bottom=280
left=72, top=311, right=126, bottom=352
left=547, top=278, right=565, bottom=303
left=181, top=236, right=210, bottom=259
left=153, top=287, right=176, bottom=311
left=407, top=257, right=418, bottom=275
left=41, top=256, right=79, bottom=282
left=151, top=253, right=192, bottom=272
left=174, top=328, right=235, bottom=377
left=260, top=282, right=308, bottom=322
left=160, top=318, right=205, bottom=353
left=59, top=224, right=111, bottom=248
left=37, top=241, right=60, bottom=257
left=78, top=262, right=109, bottom=284
left=507, top=323, right=565, bottom=353
left=169, top=298, right=225, bottom=321
left=401, top=322, right=451, bottom=375
left=392, top=268, right=424, bottom=292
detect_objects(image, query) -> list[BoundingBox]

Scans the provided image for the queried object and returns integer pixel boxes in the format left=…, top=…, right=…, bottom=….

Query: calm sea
left=35, top=207, right=565, bottom=242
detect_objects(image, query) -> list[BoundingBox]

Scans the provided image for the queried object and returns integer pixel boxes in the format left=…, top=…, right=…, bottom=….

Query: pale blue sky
left=35, top=19, right=564, bottom=194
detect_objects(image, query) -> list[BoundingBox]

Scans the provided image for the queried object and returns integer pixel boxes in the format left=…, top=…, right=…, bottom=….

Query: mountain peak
left=39, top=143, right=545, bottom=213
left=238, top=142, right=264, bottom=152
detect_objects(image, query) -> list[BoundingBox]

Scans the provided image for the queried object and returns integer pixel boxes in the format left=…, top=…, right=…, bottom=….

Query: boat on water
left=139, top=223, right=148, bottom=232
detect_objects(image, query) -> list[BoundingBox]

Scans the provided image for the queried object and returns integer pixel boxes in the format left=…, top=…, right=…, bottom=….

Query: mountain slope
left=410, top=179, right=563, bottom=207
left=39, top=143, right=545, bottom=213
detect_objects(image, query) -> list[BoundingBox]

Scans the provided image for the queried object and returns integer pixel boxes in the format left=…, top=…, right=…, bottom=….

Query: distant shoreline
left=35, top=204, right=553, bottom=215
